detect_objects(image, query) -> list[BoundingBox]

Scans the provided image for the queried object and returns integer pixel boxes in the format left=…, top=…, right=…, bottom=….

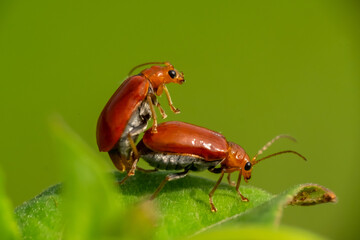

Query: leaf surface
left=14, top=119, right=337, bottom=240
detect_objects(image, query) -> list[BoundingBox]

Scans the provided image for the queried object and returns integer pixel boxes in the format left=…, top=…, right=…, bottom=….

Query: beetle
left=120, top=121, right=306, bottom=212
left=96, top=62, right=185, bottom=173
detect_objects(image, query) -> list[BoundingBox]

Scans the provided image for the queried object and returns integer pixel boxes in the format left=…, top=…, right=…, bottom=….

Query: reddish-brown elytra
left=120, top=121, right=306, bottom=212
left=96, top=62, right=185, bottom=173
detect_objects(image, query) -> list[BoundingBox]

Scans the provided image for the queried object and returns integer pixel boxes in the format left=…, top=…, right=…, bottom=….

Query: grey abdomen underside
left=141, top=152, right=222, bottom=171
left=116, top=101, right=151, bottom=158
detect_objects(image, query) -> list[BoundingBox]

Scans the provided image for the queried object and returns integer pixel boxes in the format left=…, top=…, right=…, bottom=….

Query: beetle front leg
left=209, top=170, right=225, bottom=212
left=163, top=85, right=180, bottom=114
left=156, top=102, right=167, bottom=119
left=150, top=169, right=189, bottom=200
left=150, top=93, right=167, bottom=119
left=235, top=170, right=249, bottom=202
left=147, top=95, right=158, bottom=133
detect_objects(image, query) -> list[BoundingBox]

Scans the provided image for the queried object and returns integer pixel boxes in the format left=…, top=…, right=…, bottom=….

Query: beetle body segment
left=97, top=75, right=150, bottom=152
left=222, top=142, right=252, bottom=178
left=141, top=151, right=222, bottom=171
left=138, top=140, right=222, bottom=171
left=142, top=121, right=229, bottom=161
left=115, top=100, right=152, bottom=158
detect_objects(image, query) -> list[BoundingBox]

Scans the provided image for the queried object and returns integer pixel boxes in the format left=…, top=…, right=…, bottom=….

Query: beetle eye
left=168, top=70, right=176, bottom=79
left=244, top=162, right=252, bottom=171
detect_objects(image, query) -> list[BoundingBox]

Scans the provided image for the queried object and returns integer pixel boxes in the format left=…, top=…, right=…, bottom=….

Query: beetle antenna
left=252, top=150, right=307, bottom=165
left=253, top=135, right=296, bottom=161
left=128, top=62, right=167, bottom=76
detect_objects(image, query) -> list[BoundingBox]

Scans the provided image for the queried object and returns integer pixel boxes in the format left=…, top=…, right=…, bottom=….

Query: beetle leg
left=136, top=167, right=158, bottom=173
left=156, top=102, right=168, bottom=119
left=235, top=170, right=249, bottom=202
left=163, top=85, right=180, bottom=114
left=127, top=135, right=139, bottom=164
left=227, top=173, right=236, bottom=187
left=118, top=157, right=139, bottom=185
left=147, top=95, right=158, bottom=133
left=149, top=93, right=167, bottom=119
left=209, top=170, right=225, bottom=212
left=150, top=169, right=189, bottom=200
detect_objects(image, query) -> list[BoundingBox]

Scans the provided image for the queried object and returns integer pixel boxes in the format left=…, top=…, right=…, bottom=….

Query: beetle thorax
left=221, top=142, right=249, bottom=172
left=141, top=65, right=167, bottom=92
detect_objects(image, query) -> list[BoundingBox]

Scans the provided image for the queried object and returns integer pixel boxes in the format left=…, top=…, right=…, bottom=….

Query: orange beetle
left=120, top=121, right=306, bottom=212
left=96, top=62, right=185, bottom=172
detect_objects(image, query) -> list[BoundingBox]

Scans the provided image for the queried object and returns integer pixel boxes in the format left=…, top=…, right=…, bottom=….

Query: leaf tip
left=288, top=184, right=337, bottom=206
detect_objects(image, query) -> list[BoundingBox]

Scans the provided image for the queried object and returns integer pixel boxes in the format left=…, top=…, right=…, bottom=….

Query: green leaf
left=191, top=183, right=337, bottom=237
left=50, top=116, right=121, bottom=240
left=15, top=171, right=336, bottom=240
left=15, top=184, right=62, bottom=240
left=190, top=225, right=327, bottom=240
left=14, top=118, right=337, bottom=239
left=0, top=168, right=20, bottom=240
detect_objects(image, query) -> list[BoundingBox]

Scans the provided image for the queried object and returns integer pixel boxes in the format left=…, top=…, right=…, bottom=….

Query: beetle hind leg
left=150, top=169, right=189, bottom=200
left=117, top=135, right=141, bottom=185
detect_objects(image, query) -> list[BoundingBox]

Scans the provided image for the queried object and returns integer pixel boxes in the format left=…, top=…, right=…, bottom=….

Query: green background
left=0, top=0, right=358, bottom=239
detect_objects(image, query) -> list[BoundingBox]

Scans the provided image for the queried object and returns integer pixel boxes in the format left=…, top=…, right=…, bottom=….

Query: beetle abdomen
left=141, top=152, right=221, bottom=171
left=116, top=100, right=152, bottom=159
left=97, top=75, right=150, bottom=152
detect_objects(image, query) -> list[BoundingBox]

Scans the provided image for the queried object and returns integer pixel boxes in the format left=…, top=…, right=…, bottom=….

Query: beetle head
left=140, top=62, right=185, bottom=94
left=222, top=142, right=253, bottom=182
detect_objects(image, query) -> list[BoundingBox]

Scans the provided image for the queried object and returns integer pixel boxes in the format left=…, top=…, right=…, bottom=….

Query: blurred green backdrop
left=0, top=0, right=359, bottom=239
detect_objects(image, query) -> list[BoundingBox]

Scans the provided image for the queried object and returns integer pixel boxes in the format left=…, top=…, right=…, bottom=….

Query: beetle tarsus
left=156, top=102, right=168, bottom=119
left=235, top=170, right=249, bottom=202
left=239, top=194, right=249, bottom=202
left=163, top=86, right=180, bottom=114
left=171, top=106, right=181, bottom=114
left=151, top=126, right=158, bottom=134
left=210, top=203, right=217, bottom=212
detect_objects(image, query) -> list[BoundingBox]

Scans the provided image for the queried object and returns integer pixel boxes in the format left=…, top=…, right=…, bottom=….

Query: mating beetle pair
left=96, top=62, right=306, bottom=212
